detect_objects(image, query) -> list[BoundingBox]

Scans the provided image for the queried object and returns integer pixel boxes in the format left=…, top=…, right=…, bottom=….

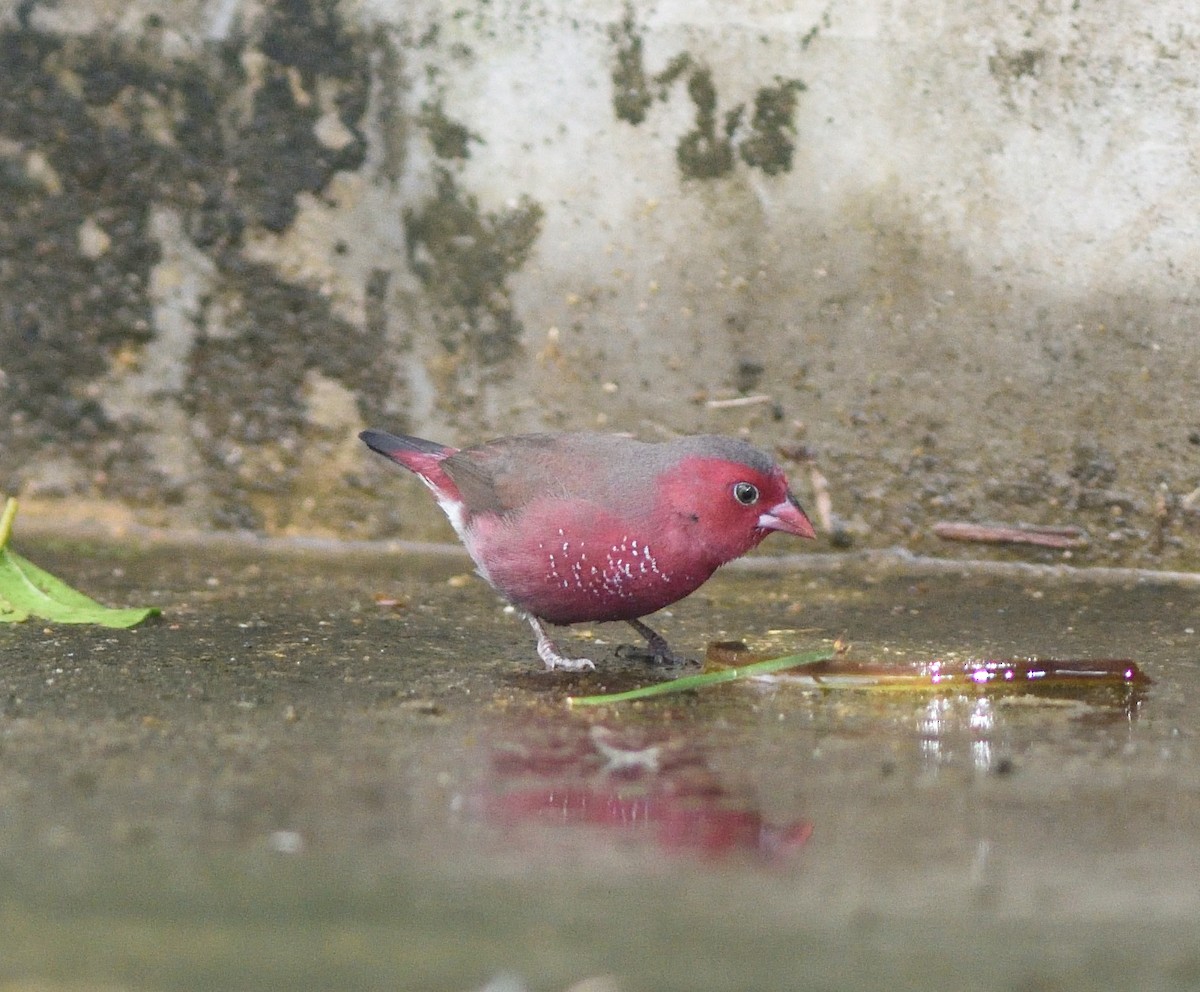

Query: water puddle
left=1, top=541, right=1198, bottom=990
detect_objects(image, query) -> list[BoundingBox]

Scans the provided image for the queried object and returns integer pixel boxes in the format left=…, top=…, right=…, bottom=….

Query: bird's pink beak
left=758, top=494, right=817, bottom=540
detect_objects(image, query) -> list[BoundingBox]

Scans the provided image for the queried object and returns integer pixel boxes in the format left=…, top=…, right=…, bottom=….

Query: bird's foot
left=621, top=619, right=698, bottom=667
left=529, top=616, right=595, bottom=672
left=542, top=651, right=596, bottom=672
left=615, top=643, right=698, bottom=666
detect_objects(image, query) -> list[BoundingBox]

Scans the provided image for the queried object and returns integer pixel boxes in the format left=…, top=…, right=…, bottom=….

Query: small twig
left=1152, top=486, right=1171, bottom=555
left=705, top=394, right=775, bottom=409
left=0, top=498, right=16, bottom=551
left=933, top=521, right=1088, bottom=549
left=808, top=464, right=834, bottom=534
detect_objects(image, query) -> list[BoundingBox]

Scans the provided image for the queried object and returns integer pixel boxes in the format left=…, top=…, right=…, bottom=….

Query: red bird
left=360, top=430, right=816, bottom=671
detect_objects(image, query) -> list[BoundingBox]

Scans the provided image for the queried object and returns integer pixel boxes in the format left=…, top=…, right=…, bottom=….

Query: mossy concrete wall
left=1, top=0, right=1198, bottom=565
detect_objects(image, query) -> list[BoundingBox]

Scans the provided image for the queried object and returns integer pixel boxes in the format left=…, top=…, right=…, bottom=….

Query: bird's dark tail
left=359, top=429, right=456, bottom=466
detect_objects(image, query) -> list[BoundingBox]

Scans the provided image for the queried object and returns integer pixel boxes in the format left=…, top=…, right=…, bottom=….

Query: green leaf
left=566, top=650, right=833, bottom=707
left=0, top=498, right=160, bottom=628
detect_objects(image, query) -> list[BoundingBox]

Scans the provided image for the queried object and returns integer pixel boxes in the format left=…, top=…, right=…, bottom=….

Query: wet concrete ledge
left=16, top=516, right=1200, bottom=588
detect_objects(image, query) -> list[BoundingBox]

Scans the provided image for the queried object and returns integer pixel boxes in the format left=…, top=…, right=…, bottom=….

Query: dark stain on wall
left=1, top=29, right=179, bottom=501
left=236, top=0, right=368, bottom=231
left=403, top=167, right=544, bottom=367
left=609, top=6, right=807, bottom=180
left=988, top=45, right=1047, bottom=112
left=183, top=260, right=391, bottom=529
left=675, top=67, right=738, bottom=179
left=609, top=7, right=693, bottom=128
left=609, top=5, right=655, bottom=125
left=989, top=46, right=1045, bottom=83
left=0, top=2, right=390, bottom=527
left=738, top=79, right=807, bottom=176
left=418, top=98, right=481, bottom=160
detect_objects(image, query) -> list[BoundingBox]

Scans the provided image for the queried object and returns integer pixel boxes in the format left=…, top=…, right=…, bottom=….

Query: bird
left=360, top=429, right=816, bottom=671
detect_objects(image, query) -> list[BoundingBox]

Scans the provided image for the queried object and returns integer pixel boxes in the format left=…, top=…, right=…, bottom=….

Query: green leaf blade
left=0, top=549, right=159, bottom=628
left=566, top=650, right=833, bottom=707
left=3, top=550, right=111, bottom=610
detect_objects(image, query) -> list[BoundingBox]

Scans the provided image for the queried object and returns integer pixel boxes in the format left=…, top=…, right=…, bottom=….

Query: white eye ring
left=733, top=482, right=759, bottom=506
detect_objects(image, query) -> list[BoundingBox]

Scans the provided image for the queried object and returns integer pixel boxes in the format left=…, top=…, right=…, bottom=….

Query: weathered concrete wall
left=1, top=0, right=1198, bottom=564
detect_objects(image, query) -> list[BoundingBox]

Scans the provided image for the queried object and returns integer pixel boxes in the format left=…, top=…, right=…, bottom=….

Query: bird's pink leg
left=527, top=616, right=595, bottom=672
left=624, top=618, right=695, bottom=666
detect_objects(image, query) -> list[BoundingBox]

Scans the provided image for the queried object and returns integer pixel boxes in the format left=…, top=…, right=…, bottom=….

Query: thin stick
left=809, top=464, right=834, bottom=534
left=932, top=521, right=1088, bottom=549
left=705, top=394, right=775, bottom=409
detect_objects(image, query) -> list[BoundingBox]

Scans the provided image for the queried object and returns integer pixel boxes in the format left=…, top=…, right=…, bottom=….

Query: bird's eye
left=733, top=482, right=759, bottom=506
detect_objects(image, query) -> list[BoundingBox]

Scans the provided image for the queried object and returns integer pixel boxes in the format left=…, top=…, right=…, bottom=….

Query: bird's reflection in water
left=470, top=720, right=812, bottom=863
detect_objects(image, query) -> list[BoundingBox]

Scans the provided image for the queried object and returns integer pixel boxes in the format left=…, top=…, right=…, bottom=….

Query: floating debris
left=706, top=641, right=1149, bottom=694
